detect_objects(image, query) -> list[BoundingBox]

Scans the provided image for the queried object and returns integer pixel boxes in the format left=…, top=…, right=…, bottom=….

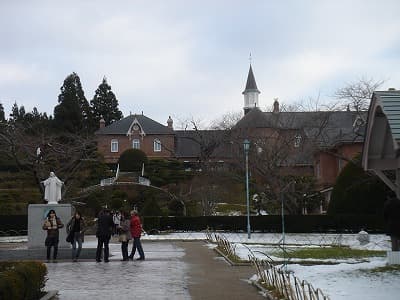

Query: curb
left=40, top=290, right=58, bottom=300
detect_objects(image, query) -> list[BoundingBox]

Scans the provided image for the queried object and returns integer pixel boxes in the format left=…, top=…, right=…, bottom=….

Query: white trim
left=153, top=139, right=162, bottom=152
left=111, top=139, right=119, bottom=153
left=132, top=139, right=140, bottom=149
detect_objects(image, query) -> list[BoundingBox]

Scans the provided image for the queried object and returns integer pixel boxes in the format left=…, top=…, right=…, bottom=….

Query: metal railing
left=207, top=231, right=331, bottom=300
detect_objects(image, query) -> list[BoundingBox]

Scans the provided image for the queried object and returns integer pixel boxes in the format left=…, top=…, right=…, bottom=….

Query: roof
left=374, top=91, right=400, bottom=141
left=174, top=130, right=232, bottom=159
left=95, top=114, right=173, bottom=135
left=235, top=109, right=365, bottom=147
left=242, top=65, right=260, bottom=94
left=362, top=90, right=400, bottom=171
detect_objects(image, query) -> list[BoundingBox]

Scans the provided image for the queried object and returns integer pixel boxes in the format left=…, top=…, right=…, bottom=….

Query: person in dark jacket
left=95, top=209, right=114, bottom=262
left=42, top=209, right=64, bottom=262
left=66, top=211, right=86, bottom=262
left=128, top=210, right=145, bottom=261
left=384, top=196, right=400, bottom=251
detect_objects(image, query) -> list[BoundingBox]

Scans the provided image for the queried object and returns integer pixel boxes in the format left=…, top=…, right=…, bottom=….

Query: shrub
left=118, top=149, right=148, bottom=172
left=328, top=155, right=389, bottom=215
left=0, top=261, right=47, bottom=300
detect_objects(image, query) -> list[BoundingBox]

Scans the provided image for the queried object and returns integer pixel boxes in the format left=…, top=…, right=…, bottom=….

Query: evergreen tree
left=54, top=72, right=93, bottom=133
left=9, top=102, right=26, bottom=122
left=91, top=77, right=123, bottom=127
left=0, top=103, right=5, bottom=122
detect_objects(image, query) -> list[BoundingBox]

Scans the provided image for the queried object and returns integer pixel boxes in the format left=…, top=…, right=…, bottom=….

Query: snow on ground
left=2, top=232, right=399, bottom=299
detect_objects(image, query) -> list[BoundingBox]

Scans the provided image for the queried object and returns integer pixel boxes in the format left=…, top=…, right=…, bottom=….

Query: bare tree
left=0, top=121, right=97, bottom=200
left=209, top=111, right=243, bottom=130
left=334, top=77, right=384, bottom=113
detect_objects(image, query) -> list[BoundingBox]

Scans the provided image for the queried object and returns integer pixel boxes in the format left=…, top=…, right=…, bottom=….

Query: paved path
left=178, top=241, right=265, bottom=300
left=42, top=240, right=264, bottom=299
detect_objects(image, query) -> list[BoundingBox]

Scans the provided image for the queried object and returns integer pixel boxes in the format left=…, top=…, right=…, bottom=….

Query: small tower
left=242, top=65, right=260, bottom=115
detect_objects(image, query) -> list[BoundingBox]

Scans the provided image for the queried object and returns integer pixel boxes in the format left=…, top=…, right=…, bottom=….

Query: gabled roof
left=242, top=65, right=260, bottom=94
left=95, top=114, right=173, bottom=135
left=362, top=90, right=400, bottom=171
left=235, top=109, right=365, bottom=147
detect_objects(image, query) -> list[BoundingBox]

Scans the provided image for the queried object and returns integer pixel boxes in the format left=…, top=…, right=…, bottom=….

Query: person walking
left=42, top=209, right=64, bottom=262
left=119, top=212, right=132, bottom=261
left=66, top=211, right=86, bottom=262
left=128, top=210, right=145, bottom=261
left=95, top=209, right=114, bottom=262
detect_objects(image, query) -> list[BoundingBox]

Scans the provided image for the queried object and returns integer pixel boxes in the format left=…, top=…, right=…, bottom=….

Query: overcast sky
left=1, top=0, right=400, bottom=126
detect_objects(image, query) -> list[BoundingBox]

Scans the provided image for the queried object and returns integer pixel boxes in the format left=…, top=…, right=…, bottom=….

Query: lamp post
left=243, top=139, right=251, bottom=239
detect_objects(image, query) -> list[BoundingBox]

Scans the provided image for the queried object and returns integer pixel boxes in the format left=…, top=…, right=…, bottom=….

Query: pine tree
left=54, top=72, right=93, bottom=133
left=0, top=103, right=5, bottom=122
left=9, top=102, right=26, bottom=122
left=91, top=77, right=123, bottom=127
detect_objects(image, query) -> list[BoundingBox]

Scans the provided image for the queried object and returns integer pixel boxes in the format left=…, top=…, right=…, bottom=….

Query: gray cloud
left=1, top=0, right=400, bottom=124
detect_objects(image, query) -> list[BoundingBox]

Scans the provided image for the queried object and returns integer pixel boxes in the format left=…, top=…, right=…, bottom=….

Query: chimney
left=99, top=118, right=105, bottom=128
left=273, top=98, right=279, bottom=114
left=167, top=116, right=173, bottom=129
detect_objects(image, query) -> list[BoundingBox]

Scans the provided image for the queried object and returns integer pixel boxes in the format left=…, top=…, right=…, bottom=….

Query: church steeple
left=242, top=64, right=260, bottom=114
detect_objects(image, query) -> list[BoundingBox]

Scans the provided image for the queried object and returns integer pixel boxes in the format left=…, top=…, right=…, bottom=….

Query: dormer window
left=353, top=116, right=365, bottom=131
left=132, top=124, right=139, bottom=131
left=294, top=134, right=302, bottom=148
left=154, top=139, right=161, bottom=152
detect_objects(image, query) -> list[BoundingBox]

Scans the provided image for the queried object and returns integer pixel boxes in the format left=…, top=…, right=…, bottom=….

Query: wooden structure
left=362, top=90, right=400, bottom=197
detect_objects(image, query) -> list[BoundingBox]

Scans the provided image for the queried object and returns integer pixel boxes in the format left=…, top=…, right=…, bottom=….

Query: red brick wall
left=96, top=134, right=175, bottom=163
left=315, top=143, right=363, bottom=187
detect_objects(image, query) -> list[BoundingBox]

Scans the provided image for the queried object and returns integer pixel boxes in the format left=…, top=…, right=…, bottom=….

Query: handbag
left=66, top=232, right=74, bottom=243
left=118, top=233, right=127, bottom=242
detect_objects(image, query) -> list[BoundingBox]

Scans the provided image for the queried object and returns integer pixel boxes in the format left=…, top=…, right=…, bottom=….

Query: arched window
left=132, top=139, right=140, bottom=149
left=153, top=139, right=161, bottom=152
left=111, top=139, right=119, bottom=152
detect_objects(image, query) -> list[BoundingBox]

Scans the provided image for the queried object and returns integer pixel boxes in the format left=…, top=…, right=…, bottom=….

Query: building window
left=154, top=139, right=162, bottom=152
left=132, top=139, right=140, bottom=149
left=294, top=134, right=302, bottom=148
left=111, top=139, right=118, bottom=153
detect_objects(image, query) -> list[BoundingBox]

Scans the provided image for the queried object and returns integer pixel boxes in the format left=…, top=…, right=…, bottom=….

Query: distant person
left=384, top=196, right=400, bottom=251
left=42, top=209, right=64, bottom=262
left=129, top=210, right=145, bottom=261
left=95, top=209, right=114, bottom=262
left=66, top=211, right=86, bottom=262
left=113, top=211, right=121, bottom=235
left=118, top=211, right=132, bottom=261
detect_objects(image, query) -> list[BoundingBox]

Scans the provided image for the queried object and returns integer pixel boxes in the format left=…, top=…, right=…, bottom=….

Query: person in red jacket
left=128, top=210, right=145, bottom=261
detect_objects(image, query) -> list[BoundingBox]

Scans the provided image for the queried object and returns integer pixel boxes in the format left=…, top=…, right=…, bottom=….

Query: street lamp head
left=243, top=139, right=250, bottom=153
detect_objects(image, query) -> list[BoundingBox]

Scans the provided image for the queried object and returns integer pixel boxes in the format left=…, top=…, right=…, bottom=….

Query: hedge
left=1, top=214, right=385, bottom=234
left=142, top=215, right=385, bottom=233
left=0, top=261, right=47, bottom=300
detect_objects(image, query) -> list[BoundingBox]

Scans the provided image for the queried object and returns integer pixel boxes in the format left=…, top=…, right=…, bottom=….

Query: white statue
left=42, top=172, right=63, bottom=204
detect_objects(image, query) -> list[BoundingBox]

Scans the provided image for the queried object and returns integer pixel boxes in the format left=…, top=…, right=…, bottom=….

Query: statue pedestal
left=28, top=204, right=72, bottom=249
left=387, top=251, right=400, bottom=265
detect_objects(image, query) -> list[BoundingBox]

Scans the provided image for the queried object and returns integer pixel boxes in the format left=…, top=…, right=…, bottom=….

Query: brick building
left=95, top=65, right=365, bottom=208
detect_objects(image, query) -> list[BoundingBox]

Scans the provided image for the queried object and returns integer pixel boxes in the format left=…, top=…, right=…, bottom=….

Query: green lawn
left=273, top=246, right=386, bottom=259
